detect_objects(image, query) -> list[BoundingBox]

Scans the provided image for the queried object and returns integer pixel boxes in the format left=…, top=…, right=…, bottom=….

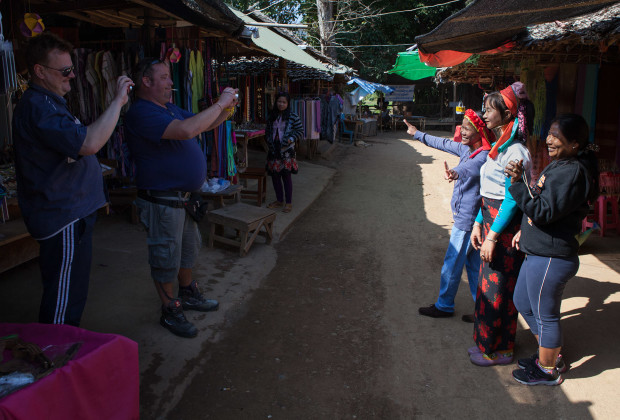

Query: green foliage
left=225, top=0, right=466, bottom=83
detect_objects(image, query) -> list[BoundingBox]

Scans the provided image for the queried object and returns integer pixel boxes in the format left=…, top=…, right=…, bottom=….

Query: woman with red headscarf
left=468, top=82, right=534, bottom=366
left=405, top=110, right=493, bottom=320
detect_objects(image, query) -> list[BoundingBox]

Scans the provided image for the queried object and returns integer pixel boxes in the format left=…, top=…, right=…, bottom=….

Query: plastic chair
left=339, top=114, right=354, bottom=144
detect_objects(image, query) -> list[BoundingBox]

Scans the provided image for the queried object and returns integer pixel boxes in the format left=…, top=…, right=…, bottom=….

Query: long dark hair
left=484, top=92, right=535, bottom=144
left=552, top=113, right=599, bottom=202
left=268, top=92, right=291, bottom=124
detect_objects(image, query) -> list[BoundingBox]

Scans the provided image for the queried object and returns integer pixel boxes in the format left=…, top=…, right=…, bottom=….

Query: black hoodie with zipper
left=509, top=158, right=594, bottom=258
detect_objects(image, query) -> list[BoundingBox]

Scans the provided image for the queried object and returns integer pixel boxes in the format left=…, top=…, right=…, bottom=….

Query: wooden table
left=0, top=219, right=40, bottom=273
left=392, top=114, right=427, bottom=131
left=200, top=184, right=243, bottom=209
left=235, top=129, right=267, bottom=152
left=207, top=203, right=276, bottom=256
left=344, top=119, right=363, bottom=140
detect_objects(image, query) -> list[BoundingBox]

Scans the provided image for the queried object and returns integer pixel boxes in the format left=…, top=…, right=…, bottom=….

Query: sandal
left=267, top=201, right=283, bottom=209
left=283, top=204, right=292, bottom=213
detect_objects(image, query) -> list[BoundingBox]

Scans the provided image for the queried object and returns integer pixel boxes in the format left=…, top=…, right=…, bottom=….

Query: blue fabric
left=489, top=176, right=520, bottom=234
left=435, top=226, right=480, bottom=312
left=347, top=77, right=394, bottom=95
left=413, top=131, right=488, bottom=231
left=125, top=99, right=207, bottom=191
left=513, top=254, right=579, bottom=348
left=13, top=83, right=105, bottom=239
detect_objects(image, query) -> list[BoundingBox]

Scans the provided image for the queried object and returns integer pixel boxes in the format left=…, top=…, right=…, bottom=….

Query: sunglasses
left=141, top=59, right=164, bottom=77
left=39, top=64, right=74, bottom=77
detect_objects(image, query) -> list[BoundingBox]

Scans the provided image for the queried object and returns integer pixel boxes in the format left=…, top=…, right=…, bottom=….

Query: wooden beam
left=89, top=9, right=142, bottom=26
left=36, top=0, right=133, bottom=14
left=128, top=0, right=185, bottom=23
left=59, top=11, right=126, bottom=27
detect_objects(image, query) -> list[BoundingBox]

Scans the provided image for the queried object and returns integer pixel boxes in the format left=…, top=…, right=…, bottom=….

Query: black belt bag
left=137, top=190, right=207, bottom=222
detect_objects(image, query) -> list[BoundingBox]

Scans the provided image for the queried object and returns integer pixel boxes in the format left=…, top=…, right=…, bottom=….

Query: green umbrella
left=387, top=51, right=437, bottom=81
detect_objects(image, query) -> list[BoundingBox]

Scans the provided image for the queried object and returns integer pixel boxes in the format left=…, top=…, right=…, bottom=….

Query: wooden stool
left=207, top=203, right=276, bottom=256
left=238, top=167, right=267, bottom=206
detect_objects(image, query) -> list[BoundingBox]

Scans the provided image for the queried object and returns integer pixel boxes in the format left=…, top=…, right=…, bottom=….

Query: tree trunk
left=316, top=0, right=337, bottom=61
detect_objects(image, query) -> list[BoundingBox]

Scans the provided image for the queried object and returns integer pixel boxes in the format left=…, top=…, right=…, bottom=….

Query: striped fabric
left=54, top=222, right=76, bottom=324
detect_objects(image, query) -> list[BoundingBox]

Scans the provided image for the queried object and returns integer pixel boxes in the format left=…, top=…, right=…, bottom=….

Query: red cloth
left=500, top=85, right=518, bottom=116
left=418, top=50, right=472, bottom=67
left=0, top=323, right=139, bottom=420
left=453, top=125, right=462, bottom=142
left=419, top=42, right=516, bottom=68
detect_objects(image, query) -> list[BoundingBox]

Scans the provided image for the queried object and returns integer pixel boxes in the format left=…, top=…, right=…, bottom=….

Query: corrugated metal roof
left=229, top=7, right=332, bottom=73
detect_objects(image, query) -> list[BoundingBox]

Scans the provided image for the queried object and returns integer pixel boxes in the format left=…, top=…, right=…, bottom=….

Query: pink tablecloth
left=0, top=323, right=139, bottom=420
left=234, top=129, right=265, bottom=138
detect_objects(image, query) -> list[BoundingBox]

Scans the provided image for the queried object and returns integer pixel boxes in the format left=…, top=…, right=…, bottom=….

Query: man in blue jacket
left=405, top=110, right=493, bottom=320
left=13, top=32, right=133, bottom=326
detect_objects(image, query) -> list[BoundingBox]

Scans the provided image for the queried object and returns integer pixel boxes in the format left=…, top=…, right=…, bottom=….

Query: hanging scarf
left=488, top=117, right=519, bottom=159
left=226, top=121, right=236, bottom=177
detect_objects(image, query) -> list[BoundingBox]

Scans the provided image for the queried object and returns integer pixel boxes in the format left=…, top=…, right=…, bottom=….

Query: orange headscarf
left=500, top=85, right=518, bottom=116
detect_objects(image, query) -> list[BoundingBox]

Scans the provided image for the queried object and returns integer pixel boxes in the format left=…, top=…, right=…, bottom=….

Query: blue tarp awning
left=347, top=78, right=394, bottom=95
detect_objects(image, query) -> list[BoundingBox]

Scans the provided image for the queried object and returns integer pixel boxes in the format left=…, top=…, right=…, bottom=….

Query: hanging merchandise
left=166, top=45, right=181, bottom=63
left=0, top=13, right=18, bottom=95
left=532, top=69, right=546, bottom=143
left=456, top=100, right=465, bottom=114
left=19, top=13, right=45, bottom=38
left=226, top=121, right=236, bottom=177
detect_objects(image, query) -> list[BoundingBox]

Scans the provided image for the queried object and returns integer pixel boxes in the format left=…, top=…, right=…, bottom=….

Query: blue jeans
left=435, top=226, right=480, bottom=312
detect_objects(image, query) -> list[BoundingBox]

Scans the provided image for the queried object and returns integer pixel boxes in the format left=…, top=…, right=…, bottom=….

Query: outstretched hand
left=403, top=119, right=417, bottom=137
left=444, top=161, right=458, bottom=182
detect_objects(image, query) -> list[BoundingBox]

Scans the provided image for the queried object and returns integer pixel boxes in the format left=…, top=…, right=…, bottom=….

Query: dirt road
left=170, top=132, right=619, bottom=419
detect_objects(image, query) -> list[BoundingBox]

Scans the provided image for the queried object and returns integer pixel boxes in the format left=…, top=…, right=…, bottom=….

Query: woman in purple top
left=405, top=110, right=493, bottom=320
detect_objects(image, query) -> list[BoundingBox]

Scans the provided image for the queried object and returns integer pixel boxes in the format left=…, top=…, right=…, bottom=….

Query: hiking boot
left=512, top=365, right=563, bottom=386
left=179, top=281, right=219, bottom=312
left=518, top=353, right=567, bottom=373
left=418, top=304, right=453, bottom=318
left=160, top=299, right=197, bottom=338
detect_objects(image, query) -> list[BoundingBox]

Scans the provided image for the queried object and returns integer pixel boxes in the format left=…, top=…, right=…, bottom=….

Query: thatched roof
left=436, top=3, right=620, bottom=84
left=415, top=0, right=618, bottom=54
left=224, top=57, right=334, bottom=82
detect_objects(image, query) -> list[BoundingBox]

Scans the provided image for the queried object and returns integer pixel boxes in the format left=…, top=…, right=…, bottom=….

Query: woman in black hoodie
left=505, top=113, right=599, bottom=386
